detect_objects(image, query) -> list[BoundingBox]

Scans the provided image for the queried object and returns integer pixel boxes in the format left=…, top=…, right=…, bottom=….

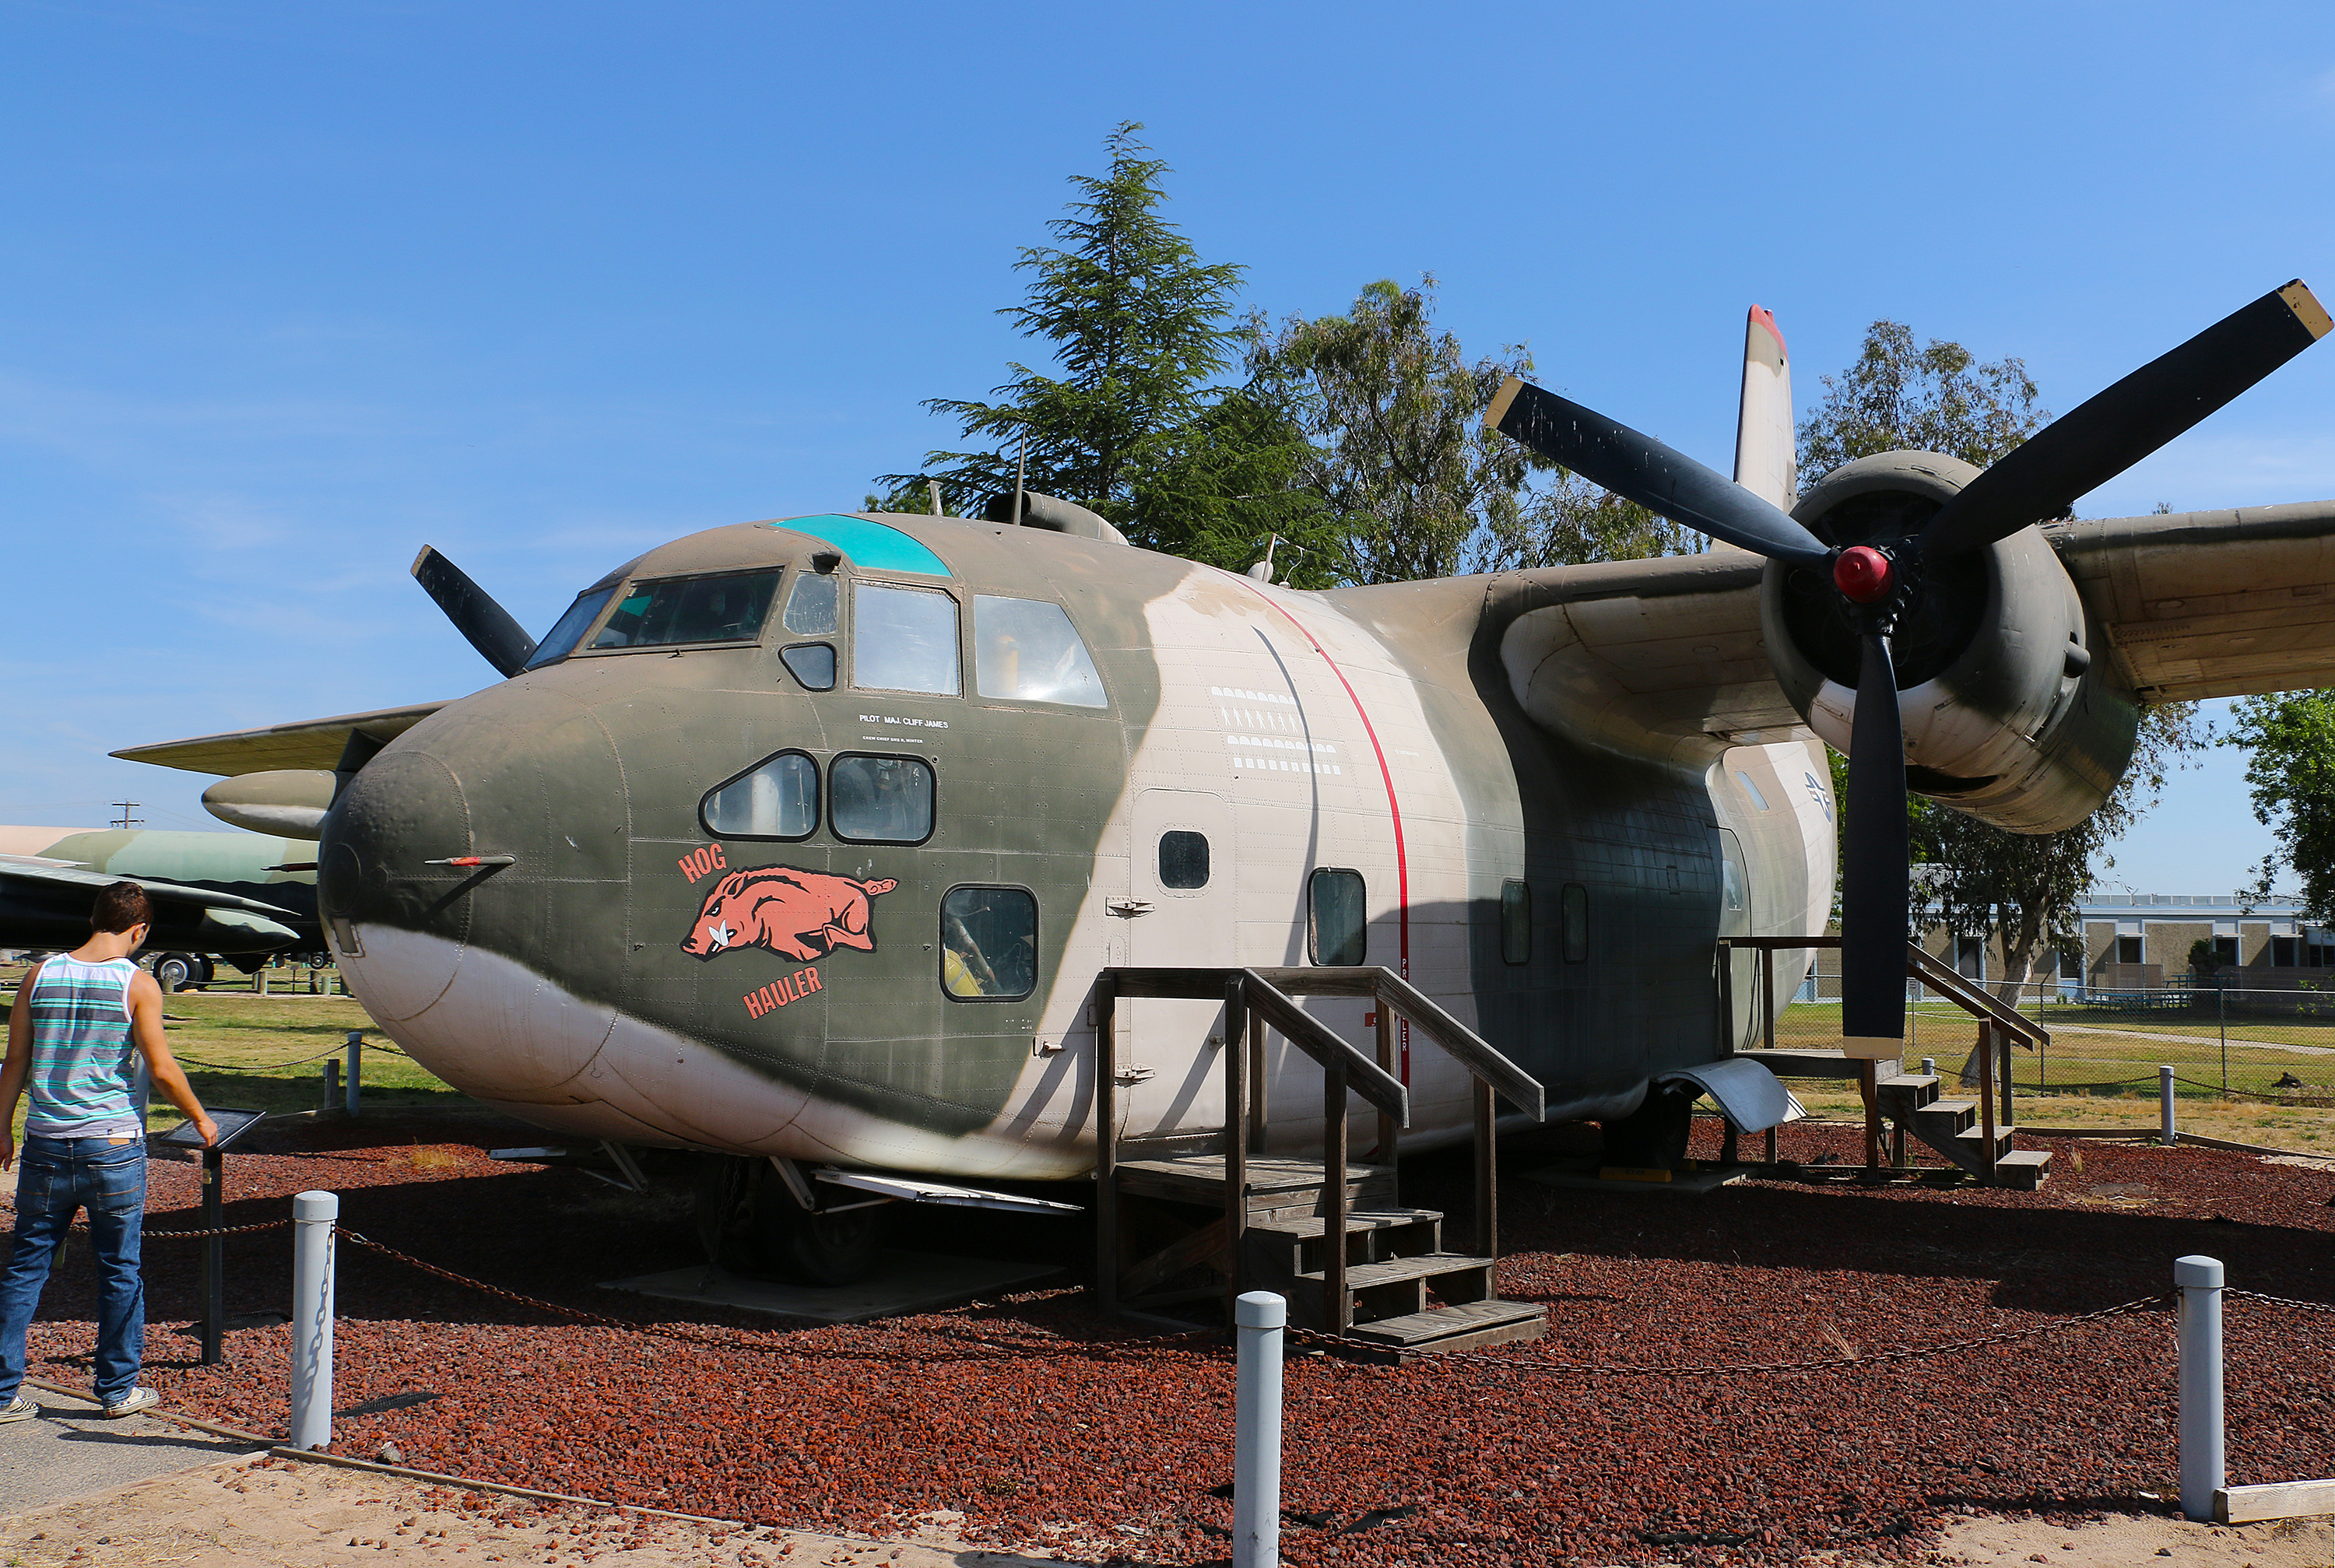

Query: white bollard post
left=1919, top=1057, right=1936, bottom=1078
left=1233, top=1291, right=1285, bottom=1568
left=344, top=1032, right=363, bottom=1117
left=289, top=1191, right=339, bottom=1450
left=2161, top=1064, right=2178, bottom=1145
left=2176, top=1254, right=2224, bottom=1522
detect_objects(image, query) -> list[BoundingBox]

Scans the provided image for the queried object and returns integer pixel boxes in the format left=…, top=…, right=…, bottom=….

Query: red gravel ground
left=9, top=1114, right=2335, bottom=1567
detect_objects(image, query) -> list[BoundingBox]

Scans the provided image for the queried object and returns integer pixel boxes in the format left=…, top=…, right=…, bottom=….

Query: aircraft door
left=1717, top=826, right=1759, bottom=1050
left=1121, top=789, right=1235, bottom=1136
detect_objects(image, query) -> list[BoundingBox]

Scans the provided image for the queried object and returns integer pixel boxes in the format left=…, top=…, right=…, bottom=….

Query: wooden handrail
left=1364, top=968, right=1545, bottom=1119
left=1096, top=963, right=1544, bottom=1328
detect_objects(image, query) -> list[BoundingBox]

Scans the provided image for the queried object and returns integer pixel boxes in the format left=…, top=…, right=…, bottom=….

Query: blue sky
left=5, top=0, right=2331, bottom=892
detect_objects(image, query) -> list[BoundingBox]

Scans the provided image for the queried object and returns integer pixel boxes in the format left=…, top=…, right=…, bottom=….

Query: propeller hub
left=1833, top=545, right=1896, bottom=605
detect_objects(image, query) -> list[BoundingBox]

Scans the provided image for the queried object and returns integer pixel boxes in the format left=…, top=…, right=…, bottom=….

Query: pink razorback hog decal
left=680, top=865, right=898, bottom=963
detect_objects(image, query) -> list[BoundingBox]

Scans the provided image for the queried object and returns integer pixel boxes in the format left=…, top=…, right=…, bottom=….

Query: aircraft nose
left=321, top=746, right=474, bottom=1021
left=319, top=683, right=631, bottom=1086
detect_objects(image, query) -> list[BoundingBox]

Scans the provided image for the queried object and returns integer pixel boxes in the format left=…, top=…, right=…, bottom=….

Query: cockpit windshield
left=525, top=586, right=618, bottom=670
left=591, top=570, right=782, bottom=651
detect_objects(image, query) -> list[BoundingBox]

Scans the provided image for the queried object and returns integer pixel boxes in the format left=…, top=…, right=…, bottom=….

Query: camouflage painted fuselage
left=321, top=514, right=1832, bottom=1177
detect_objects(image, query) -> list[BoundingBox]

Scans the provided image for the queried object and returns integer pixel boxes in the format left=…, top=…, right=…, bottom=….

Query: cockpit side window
left=852, top=583, right=961, bottom=696
left=591, top=570, right=782, bottom=651
left=524, top=586, right=617, bottom=669
left=973, top=595, right=1108, bottom=707
left=784, top=571, right=839, bottom=636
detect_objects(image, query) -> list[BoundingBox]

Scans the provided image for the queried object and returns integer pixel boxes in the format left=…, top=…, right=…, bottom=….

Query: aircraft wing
left=2049, top=500, right=2335, bottom=701
left=0, top=860, right=304, bottom=951
left=111, top=701, right=448, bottom=777
left=1492, top=551, right=1804, bottom=765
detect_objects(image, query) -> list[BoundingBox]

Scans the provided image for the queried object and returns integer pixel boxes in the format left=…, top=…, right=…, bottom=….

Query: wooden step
left=1115, top=1156, right=1396, bottom=1215
left=1305, top=1251, right=1495, bottom=1294
left=1245, top=1208, right=1443, bottom=1274
left=1995, top=1149, right=2052, bottom=1190
left=1875, top=1073, right=1940, bottom=1117
left=1914, top=1097, right=1978, bottom=1135
left=1954, top=1124, right=2015, bottom=1159
left=1292, top=1251, right=1497, bottom=1328
left=1335, top=1298, right=1548, bottom=1359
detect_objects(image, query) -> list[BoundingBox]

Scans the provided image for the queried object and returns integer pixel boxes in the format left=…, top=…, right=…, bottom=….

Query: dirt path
left=1917, top=1507, right=2335, bottom=1566
left=0, top=1454, right=1057, bottom=1567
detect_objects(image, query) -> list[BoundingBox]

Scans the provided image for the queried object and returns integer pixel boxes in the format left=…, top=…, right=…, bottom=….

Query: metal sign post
left=157, top=1108, right=269, bottom=1366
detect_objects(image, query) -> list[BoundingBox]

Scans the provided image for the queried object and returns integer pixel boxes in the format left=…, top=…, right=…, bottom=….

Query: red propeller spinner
left=1832, top=545, right=1895, bottom=605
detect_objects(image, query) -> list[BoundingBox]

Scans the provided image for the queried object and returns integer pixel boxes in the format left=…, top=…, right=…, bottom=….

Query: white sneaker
left=0, top=1395, right=34, bottom=1424
left=101, top=1387, right=159, bottom=1419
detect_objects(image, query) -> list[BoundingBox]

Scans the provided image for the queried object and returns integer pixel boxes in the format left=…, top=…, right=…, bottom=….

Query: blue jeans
left=2, top=1135, right=146, bottom=1405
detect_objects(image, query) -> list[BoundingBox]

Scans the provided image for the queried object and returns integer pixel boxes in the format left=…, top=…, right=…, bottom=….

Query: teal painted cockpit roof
left=769, top=514, right=950, bottom=577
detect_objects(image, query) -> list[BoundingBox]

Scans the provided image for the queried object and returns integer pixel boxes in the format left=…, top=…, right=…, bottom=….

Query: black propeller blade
left=1486, top=282, right=2326, bottom=1058
left=1485, top=377, right=1833, bottom=567
left=1920, top=281, right=2331, bottom=558
left=1838, top=630, right=1910, bottom=1043
left=411, top=546, right=537, bottom=678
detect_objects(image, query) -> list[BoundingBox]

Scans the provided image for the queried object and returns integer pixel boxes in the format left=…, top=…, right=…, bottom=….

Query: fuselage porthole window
left=591, top=570, right=783, bottom=651
left=973, top=595, right=1108, bottom=707
left=1307, top=867, right=1367, bottom=966
left=830, top=753, right=936, bottom=844
left=853, top=583, right=961, bottom=696
left=1500, top=879, right=1530, bottom=966
left=784, top=570, right=839, bottom=637
left=1561, top=882, right=1589, bottom=963
left=780, top=644, right=837, bottom=691
left=700, top=751, right=820, bottom=840
left=1158, top=830, right=1209, bottom=891
left=525, top=585, right=618, bottom=669
left=940, top=885, right=1036, bottom=1001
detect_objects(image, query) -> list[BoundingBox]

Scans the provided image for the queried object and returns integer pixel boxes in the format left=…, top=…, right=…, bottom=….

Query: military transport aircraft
left=0, top=824, right=321, bottom=988
left=112, top=281, right=2335, bottom=1283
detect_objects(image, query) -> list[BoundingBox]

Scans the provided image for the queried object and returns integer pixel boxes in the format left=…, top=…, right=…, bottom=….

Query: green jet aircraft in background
left=0, top=824, right=321, bottom=989
left=107, top=283, right=2335, bottom=1282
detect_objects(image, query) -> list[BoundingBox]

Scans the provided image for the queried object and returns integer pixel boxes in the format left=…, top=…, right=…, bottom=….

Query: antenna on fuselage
left=1009, top=427, right=1027, bottom=527
left=1245, top=535, right=1281, bottom=584
left=928, top=480, right=943, bottom=517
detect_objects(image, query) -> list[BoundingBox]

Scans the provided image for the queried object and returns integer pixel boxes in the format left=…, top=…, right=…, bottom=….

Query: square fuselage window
left=942, top=886, right=1035, bottom=1000
left=830, top=754, right=935, bottom=844
left=1308, top=868, right=1366, bottom=966
left=1159, top=830, right=1210, bottom=890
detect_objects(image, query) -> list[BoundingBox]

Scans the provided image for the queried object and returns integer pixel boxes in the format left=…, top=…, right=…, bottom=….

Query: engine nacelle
left=1759, top=452, right=2139, bottom=833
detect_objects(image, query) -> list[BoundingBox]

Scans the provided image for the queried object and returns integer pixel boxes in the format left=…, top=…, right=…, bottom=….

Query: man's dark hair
left=91, top=882, right=153, bottom=935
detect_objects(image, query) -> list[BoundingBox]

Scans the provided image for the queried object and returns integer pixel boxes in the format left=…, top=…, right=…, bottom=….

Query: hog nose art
left=681, top=864, right=898, bottom=963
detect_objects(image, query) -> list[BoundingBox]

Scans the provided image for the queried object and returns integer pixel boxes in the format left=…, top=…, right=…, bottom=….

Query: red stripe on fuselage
left=1236, top=581, right=1412, bottom=1061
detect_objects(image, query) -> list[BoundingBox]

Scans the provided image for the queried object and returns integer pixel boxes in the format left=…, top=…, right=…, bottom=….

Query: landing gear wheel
left=690, top=1154, right=887, bottom=1286
left=190, top=956, right=214, bottom=990
left=1602, top=1086, right=1695, bottom=1170
left=153, top=953, right=195, bottom=994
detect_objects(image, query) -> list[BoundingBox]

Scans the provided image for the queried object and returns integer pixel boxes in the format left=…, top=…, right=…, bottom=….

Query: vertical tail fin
left=1733, top=305, right=1796, bottom=513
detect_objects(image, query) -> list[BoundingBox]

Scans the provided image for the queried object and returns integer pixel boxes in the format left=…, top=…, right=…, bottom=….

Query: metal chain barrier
left=1290, top=1292, right=2174, bottom=1376
left=2231, top=1288, right=2335, bottom=1317
left=144, top=1218, right=294, bottom=1240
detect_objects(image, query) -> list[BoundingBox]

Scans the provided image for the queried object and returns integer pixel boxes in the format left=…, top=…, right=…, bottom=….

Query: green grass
left=2, top=983, right=470, bottom=1142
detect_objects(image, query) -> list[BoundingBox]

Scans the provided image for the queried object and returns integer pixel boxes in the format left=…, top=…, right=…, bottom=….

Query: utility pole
left=110, top=801, right=143, bottom=830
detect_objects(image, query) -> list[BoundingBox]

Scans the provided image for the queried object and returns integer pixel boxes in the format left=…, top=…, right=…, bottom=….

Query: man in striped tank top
left=2, top=882, right=216, bottom=1422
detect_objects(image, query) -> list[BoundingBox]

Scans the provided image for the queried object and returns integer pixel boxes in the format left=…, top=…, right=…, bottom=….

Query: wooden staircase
left=1093, top=967, right=1549, bottom=1359
left=1724, top=936, right=2052, bottom=1187
left=1873, top=1072, right=2051, bottom=1188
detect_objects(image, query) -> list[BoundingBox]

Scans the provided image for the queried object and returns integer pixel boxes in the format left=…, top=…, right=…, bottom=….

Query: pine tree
left=883, top=123, right=1310, bottom=569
